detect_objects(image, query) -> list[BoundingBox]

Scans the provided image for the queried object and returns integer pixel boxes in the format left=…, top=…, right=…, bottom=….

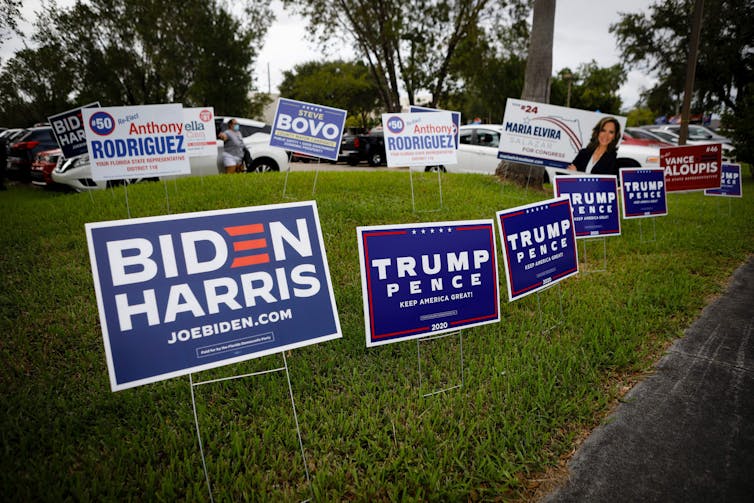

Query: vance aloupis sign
left=86, top=201, right=341, bottom=391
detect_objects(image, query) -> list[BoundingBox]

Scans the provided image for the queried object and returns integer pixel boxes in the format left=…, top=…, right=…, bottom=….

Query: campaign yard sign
left=497, top=98, right=626, bottom=168
left=270, top=98, right=347, bottom=161
left=620, top=168, right=668, bottom=219
left=183, top=107, right=217, bottom=158
left=82, top=104, right=191, bottom=181
left=382, top=112, right=457, bottom=167
left=357, top=220, right=499, bottom=347
left=497, top=198, right=578, bottom=302
left=553, top=175, right=621, bottom=238
left=660, top=143, right=722, bottom=192
left=409, top=105, right=461, bottom=149
left=705, top=163, right=742, bottom=198
left=86, top=201, right=342, bottom=391
left=48, top=102, right=100, bottom=159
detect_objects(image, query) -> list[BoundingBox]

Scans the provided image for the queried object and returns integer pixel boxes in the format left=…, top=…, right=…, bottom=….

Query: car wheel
left=249, top=158, right=280, bottom=172
left=425, top=165, right=446, bottom=173
left=347, top=158, right=359, bottom=166
left=368, top=151, right=383, bottom=166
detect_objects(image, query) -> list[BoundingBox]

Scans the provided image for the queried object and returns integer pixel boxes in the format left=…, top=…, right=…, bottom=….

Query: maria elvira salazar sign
left=86, top=201, right=341, bottom=391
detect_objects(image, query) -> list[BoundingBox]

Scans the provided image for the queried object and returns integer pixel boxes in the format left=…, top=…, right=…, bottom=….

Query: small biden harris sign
left=357, top=220, right=500, bottom=347
left=86, top=201, right=341, bottom=391
left=497, top=198, right=578, bottom=302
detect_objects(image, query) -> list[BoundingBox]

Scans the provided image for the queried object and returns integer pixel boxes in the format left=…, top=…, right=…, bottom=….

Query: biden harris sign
left=86, top=201, right=341, bottom=391
left=357, top=220, right=500, bottom=347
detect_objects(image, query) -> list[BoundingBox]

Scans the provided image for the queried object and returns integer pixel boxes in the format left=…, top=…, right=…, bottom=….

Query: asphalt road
left=543, top=257, right=754, bottom=502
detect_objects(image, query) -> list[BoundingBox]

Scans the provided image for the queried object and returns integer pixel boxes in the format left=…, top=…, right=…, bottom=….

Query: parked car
left=52, top=117, right=289, bottom=191
left=6, top=126, right=58, bottom=182
left=410, top=124, right=663, bottom=175
left=341, top=127, right=386, bottom=166
left=30, top=148, right=63, bottom=187
left=639, top=124, right=736, bottom=160
left=623, top=128, right=674, bottom=147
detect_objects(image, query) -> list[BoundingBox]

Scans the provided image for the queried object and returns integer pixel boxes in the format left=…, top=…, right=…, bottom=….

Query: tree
left=0, top=44, right=76, bottom=125
left=0, top=0, right=21, bottom=46
left=279, top=60, right=381, bottom=128
left=0, top=0, right=273, bottom=125
left=520, top=0, right=555, bottom=102
left=550, top=61, right=626, bottom=114
left=610, top=0, right=754, bottom=161
left=282, top=0, right=530, bottom=112
left=497, top=0, right=556, bottom=189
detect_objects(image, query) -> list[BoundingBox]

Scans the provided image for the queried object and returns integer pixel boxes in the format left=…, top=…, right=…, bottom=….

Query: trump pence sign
left=358, top=220, right=499, bottom=347
left=620, top=168, right=668, bottom=218
left=86, top=201, right=341, bottom=391
left=497, top=198, right=578, bottom=301
left=553, top=175, right=621, bottom=238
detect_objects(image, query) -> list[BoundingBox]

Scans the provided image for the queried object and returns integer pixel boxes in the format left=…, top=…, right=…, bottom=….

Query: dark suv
left=7, top=126, right=58, bottom=182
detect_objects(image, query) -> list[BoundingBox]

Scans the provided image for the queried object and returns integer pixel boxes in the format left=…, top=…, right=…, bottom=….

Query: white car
left=409, top=124, right=662, bottom=175
left=52, top=117, right=290, bottom=191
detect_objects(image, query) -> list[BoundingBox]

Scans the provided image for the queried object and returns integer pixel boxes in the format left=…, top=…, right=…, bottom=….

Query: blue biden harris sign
left=86, top=201, right=341, bottom=391
left=357, top=220, right=500, bottom=347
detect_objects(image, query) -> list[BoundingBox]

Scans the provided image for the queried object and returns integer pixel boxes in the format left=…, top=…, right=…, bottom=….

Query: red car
left=30, top=148, right=63, bottom=187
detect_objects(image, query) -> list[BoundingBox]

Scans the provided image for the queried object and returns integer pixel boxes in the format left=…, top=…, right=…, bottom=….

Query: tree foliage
left=0, top=0, right=22, bottom=46
left=610, top=0, right=754, bottom=162
left=0, top=0, right=272, bottom=126
left=550, top=61, right=626, bottom=114
left=282, top=0, right=530, bottom=112
left=279, top=60, right=381, bottom=128
left=610, top=0, right=753, bottom=115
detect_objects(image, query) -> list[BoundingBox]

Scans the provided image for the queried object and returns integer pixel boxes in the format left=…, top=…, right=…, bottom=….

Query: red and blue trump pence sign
left=553, top=175, right=621, bottom=238
left=497, top=198, right=578, bottom=302
left=619, top=168, right=668, bottom=219
left=86, top=201, right=341, bottom=391
left=358, top=220, right=499, bottom=347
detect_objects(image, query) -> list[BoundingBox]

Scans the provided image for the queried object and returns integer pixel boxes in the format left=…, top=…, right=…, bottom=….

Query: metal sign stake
left=188, top=352, right=313, bottom=502
left=409, top=169, right=444, bottom=213
left=417, top=330, right=464, bottom=398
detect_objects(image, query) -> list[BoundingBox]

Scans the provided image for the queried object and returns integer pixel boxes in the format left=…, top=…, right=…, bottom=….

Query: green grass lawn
left=1, top=170, right=752, bottom=501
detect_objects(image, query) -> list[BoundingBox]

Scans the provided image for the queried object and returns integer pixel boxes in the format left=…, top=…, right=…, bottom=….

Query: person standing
left=567, top=116, right=621, bottom=176
left=218, top=118, right=245, bottom=174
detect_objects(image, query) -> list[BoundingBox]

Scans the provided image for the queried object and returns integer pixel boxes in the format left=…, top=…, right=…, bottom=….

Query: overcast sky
left=8, top=0, right=658, bottom=111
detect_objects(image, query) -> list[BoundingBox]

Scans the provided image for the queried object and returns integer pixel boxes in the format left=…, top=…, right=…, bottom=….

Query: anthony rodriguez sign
left=382, top=112, right=457, bottom=167
left=619, top=168, right=668, bottom=218
left=553, top=175, right=621, bottom=238
left=497, top=198, right=578, bottom=302
left=82, top=103, right=191, bottom=180
left=86, top=201, right=341, bottom=391
left=357, top=220, right=499, bottom=347
left=660, top=143, right=722, bottom=192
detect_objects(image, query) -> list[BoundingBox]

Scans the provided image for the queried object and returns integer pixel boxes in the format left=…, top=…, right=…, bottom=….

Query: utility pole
left=679, top=0, right=704, bottom=145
